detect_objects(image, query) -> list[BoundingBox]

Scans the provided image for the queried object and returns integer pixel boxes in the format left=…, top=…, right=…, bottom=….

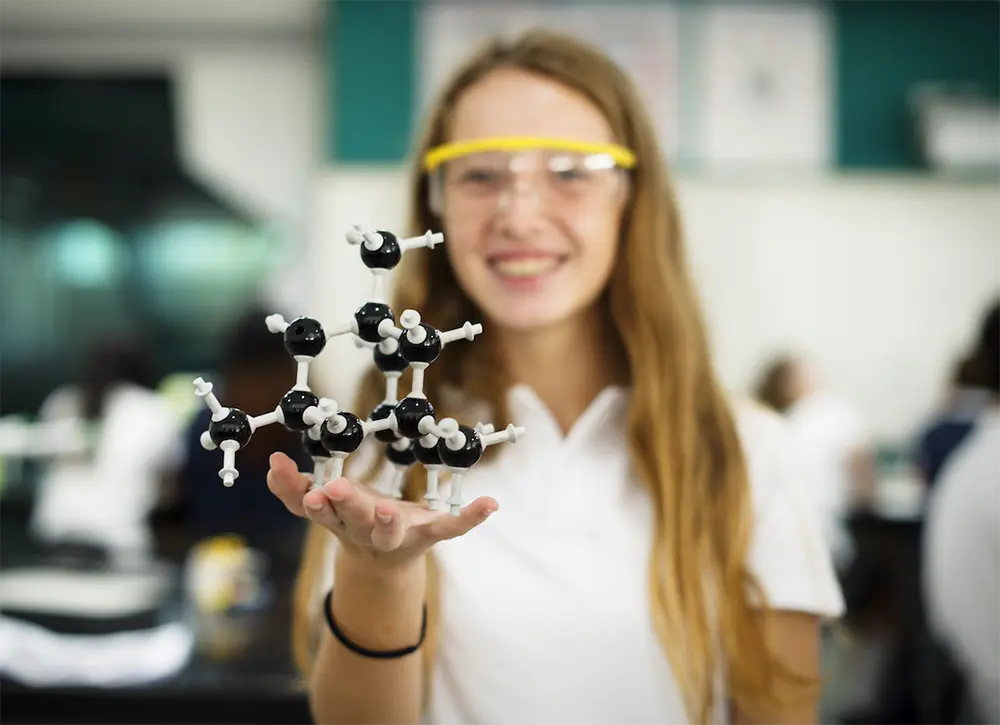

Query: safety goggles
left=423, top=137, right=636, bottom=216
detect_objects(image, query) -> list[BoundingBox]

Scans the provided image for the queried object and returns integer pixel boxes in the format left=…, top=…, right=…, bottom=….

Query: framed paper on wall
left=696, top=2, right=833, bottom=169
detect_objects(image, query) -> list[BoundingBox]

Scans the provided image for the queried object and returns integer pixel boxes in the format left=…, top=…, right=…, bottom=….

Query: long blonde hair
left=294, top=29, right=814, bottom=723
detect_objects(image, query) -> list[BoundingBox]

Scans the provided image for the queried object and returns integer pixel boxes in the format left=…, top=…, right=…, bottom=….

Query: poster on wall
left=697, top=2, right=832, bottom=168
left=419, top=1, right=681, bottom=159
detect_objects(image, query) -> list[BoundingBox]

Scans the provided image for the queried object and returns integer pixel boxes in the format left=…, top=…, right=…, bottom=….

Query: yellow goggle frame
left=423, top=136, right=637, bottom=173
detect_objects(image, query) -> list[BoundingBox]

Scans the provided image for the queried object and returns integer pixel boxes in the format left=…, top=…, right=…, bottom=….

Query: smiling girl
left=267, top=30, right=843, bottom=725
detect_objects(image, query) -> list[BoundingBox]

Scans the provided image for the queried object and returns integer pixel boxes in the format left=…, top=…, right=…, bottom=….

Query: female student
left=266, top=29, right=843, bottom=725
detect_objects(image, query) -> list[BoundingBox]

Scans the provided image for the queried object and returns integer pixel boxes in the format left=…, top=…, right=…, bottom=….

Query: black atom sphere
left=320, top=412, right=365, bottom=454
left=399, top=324, right=442, bottom=365
left=354, top=302, right=394, bottom=344
left=374, top=345, right=409, bottom=374
left=437, top=425, right=484, bottom=469
left=280, top=389, right=319, bottom=430
left=209, top=409, right=253, bottom=448
left=302, top=432, right=329, bottom=459
left=283, top=317, right=326, bottom=358
left=369, top=403, right=400, bottom=443
left=392, top=397, right=434, bottom=439
left=413, top=438, right=443, bottom=466
left=386, top=441, right=417, bottom=467
left=359, top=230, right=402, bottom=270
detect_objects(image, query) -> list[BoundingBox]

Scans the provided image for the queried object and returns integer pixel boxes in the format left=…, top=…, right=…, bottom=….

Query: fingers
left=424, top=496, right=498, bottom=542
left=269, top=452, right=500, bottom=556
left=370, top=500, right=405, bottom=552
left=321, top=477, right=376, bottom=535
left=266, top=452, right=312, bottom=517
left=306, top=479, right=405, bottom=553
left=303, top=485, right=345, bottom=531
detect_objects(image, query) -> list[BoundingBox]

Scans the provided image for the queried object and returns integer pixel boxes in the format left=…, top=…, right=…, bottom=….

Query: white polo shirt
left=924, top=407, right=1000, bottom=724
left=318, top=384, right=844, bottom=725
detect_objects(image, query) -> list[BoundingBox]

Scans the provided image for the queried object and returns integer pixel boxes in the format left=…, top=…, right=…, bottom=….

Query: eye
left=554, top=167, right=589, bottom=183
left=460, top=168, right=503, bottom=186
left=548, top=154, right=594, bottom=186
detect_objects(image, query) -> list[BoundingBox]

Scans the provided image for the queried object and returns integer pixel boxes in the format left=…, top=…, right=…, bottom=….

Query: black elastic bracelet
left=323, top=589, right=427, bottom=659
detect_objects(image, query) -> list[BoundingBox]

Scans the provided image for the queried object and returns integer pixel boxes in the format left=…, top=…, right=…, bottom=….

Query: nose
left=494, top=177, right=545, bottom=237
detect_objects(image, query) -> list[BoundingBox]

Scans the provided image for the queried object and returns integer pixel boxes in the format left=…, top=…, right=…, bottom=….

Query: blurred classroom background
left=0, top=1, right=997, bottom=723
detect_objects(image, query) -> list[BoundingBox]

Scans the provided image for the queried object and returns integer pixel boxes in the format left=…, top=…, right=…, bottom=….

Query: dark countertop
left=0, top=502, right=313, bottom=724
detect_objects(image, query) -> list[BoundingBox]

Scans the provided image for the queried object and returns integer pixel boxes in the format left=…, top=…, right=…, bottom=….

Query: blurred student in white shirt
left=924, top=300, right=999, bottom=724
left=756, top=356, right=875, bottom=569
left=31, top=336, right=182, bottom=562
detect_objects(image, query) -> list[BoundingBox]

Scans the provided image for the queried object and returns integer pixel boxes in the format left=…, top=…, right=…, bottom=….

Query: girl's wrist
left=335, top=547, right=427, bottom=591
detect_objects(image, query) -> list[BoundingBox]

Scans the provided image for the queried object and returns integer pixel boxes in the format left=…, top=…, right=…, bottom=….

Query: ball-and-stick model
left=192, top=224, right=525, bottom=514
left=434, top=418, right=525, bottom=514
left=192, top=378, right=284, bottom=487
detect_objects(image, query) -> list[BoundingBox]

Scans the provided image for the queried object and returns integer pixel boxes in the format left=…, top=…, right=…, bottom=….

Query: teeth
left=493, top=258, right=559, bottom=277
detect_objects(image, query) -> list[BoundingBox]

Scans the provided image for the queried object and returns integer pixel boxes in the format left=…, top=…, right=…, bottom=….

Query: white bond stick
left=440, top=321, right=483, bottom=345
left=398, top=230, right=443, bottom=252
left=481, top=424, right=527, bottom=448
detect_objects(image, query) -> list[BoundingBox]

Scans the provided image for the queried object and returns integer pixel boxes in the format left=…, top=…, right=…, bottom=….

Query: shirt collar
left=508, top=383, right=629, bottom=449
left=438, top=382, right=629, bottom=448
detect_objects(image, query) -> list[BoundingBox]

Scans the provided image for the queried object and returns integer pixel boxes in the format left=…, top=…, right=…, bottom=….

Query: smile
left=485, top=253, right=567, bottom=291
left=490, top=256, right=563, bottom=277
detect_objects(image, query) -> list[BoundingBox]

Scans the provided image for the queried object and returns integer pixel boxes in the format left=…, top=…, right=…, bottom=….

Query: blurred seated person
left=30, top=335, right=182, bottom=564
left=172, top=305, right=312, bottom=551
left=755, top=354, right=875, bottom=569
left=915, top=329, right=997, bottom=488
left=924, top=300, right=999, bottom=724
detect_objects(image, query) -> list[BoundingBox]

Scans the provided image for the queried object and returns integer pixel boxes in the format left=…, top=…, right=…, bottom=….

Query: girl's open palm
left=266, top=452, right=498, bottom=570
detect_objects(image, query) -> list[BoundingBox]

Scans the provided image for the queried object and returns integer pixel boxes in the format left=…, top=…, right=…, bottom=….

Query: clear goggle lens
left=427, top=147, right=633, bottom=214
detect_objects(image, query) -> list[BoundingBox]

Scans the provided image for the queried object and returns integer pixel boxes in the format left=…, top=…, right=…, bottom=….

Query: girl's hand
left=266, top=452, right=497, bottom=571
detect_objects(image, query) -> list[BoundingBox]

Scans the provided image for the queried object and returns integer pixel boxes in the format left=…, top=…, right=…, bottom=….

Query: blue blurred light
left=48, top=219, right=125, bottom=288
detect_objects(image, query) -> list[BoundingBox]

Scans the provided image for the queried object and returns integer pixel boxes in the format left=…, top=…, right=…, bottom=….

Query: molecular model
left=192, top=224, right=525, bottom=515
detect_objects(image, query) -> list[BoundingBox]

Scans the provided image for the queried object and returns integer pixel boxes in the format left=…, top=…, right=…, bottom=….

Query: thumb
left=425, top=496, right=498, bottom=542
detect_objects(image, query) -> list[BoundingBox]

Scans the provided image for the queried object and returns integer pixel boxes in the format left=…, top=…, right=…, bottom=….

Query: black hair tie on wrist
left=323, top=589, right=427, bottom=659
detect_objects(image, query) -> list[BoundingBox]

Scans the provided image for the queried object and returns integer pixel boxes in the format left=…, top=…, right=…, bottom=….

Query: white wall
left=308, top=168, right=1000, bottom=441
left=679, top=175, right=999, bottom=439
left=173, top=48, right=322, bottom=230
left=305, top=168, right=412, bottom=404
